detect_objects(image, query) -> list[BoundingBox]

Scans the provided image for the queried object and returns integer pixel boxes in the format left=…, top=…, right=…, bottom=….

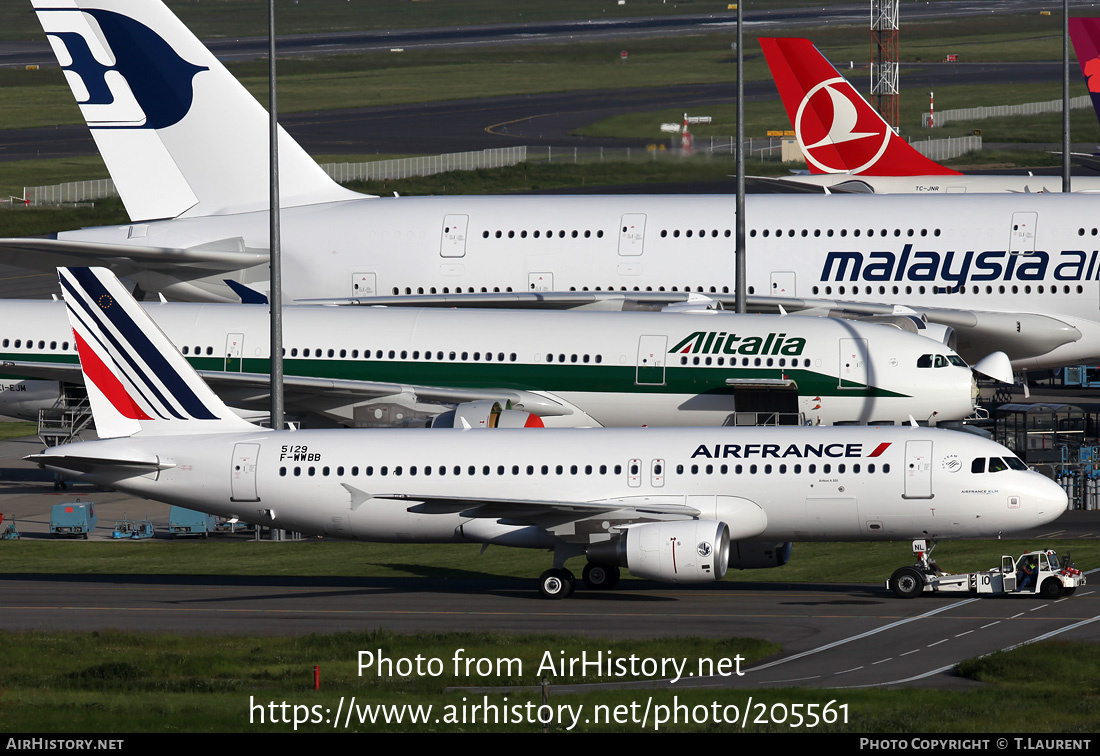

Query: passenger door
left=224, top=333, right=243, bottom=372
left=636, top=335, right=667, bottom=385
left=230, top=443, right=261, bottom=502
left=903, top=440, right=933, bottom=499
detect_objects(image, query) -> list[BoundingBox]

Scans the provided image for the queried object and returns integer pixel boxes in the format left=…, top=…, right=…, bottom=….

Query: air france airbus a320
left=28, top=268, right=1067, bottom=598
left=4, top=0, right=1100, bottom=372
left=0, top=295, right=1006, bottom=428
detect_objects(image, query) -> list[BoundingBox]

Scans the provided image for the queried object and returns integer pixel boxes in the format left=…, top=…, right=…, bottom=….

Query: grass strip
left=1, top=539, right=1094, bottom=585
left=0, top=629, right=1096, bottom=732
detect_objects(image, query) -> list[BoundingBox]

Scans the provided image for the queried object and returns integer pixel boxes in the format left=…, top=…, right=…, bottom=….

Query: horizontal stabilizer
left=0, top=237, right=267, bottom=272
left=25, top=452, right=173, bottom=475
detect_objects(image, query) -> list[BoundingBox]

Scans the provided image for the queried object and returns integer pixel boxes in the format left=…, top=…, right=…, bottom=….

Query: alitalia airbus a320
left=0, top=294, right=1007, bottom=428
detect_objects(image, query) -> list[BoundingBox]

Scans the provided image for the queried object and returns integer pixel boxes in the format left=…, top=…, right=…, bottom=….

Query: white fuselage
left=775, top=174, right=1100, bottom=194
left=38, top=426, right=1067, bottom=546
left=0, top=300, right=976, bottom=427
left=51, top=192, right=1100, bottom=369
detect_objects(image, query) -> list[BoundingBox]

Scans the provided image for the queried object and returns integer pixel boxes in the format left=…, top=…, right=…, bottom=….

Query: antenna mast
left=870, top=0, right=899, bottom=131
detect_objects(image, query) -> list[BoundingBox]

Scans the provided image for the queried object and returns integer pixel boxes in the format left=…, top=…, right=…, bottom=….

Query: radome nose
left=1033, top=474, right=1069, bottom=527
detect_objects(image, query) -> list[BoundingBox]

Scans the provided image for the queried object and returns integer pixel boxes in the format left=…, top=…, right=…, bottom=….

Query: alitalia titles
left=670, top=331, right=807, bottom=356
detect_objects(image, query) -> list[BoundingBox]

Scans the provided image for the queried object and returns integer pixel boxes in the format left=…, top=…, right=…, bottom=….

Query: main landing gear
left=538, top=563, right=622, bottom=599
left=538, top=568, right=575, bottom=599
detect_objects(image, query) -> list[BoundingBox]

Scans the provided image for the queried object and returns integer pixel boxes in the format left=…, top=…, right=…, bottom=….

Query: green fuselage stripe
left=1, top=353, right=908, bottom=398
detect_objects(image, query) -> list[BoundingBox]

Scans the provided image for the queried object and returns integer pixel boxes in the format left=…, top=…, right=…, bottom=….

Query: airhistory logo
left=669, top=331, right=807, bottom=356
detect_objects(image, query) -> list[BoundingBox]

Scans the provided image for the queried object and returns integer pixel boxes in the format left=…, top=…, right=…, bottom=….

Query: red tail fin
left=759, top=37, right=960, bottom=176
left=1069, top=18, right=1100, bottom=127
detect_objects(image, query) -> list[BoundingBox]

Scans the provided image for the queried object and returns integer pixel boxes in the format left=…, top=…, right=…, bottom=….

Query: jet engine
left=430, top=400, right=544, bottom=429
left=728, top=541, right=792, bottom=569
left=918, top=322, right=957, bottom=350
left=587, top=520, right=730, bottom=583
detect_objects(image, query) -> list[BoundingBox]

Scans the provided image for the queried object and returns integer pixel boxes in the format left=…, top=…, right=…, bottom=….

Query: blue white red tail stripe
left=61, top=267, right=216, bottom=420
left=58, top=266, right=255, bottom=438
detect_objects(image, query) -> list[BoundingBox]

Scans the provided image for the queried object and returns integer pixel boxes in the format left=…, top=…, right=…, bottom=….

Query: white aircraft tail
left=33, top=0, right=360, bottom=221
left=58, top=266, right=258, bottom=438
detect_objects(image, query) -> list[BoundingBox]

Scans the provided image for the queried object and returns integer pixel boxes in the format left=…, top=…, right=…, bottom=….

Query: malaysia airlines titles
left=820, top=244, right=1100, bottom=287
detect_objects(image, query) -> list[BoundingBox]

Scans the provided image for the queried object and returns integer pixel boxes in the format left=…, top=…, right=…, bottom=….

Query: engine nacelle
left=430, top=400, right=544, bottom=429
left=589, top=520, right=730, bottom=583
left=917, top=322, right=957, bottom=351
left=728, top=541, right=792, bottom=570
left=0, top=379, right=61, bottom=421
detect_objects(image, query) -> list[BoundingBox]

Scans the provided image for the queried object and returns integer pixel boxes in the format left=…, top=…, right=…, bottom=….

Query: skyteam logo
left=795, top=78, right=890, bottom=174
left=37, top=8, right=208, bottom=129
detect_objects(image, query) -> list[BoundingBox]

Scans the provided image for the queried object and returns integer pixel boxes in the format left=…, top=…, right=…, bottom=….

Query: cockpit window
left=980, top=456, right=1026, bottom=473
left=947, top=355, right=967, bottom=367
left=917, top=354, right=950, bottom=368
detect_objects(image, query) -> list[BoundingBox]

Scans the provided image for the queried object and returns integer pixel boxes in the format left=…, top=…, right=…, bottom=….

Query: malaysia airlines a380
left=28, top=268, right=1068, bottom=598
left=4, top=0, right=1100, bottom=372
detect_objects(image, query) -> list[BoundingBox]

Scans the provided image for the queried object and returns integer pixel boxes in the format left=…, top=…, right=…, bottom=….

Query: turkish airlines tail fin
left=758, top=37, right=960, bottom=176
left=1069, top=18, right=1100, bottom=126
left=32, top=0, right=360, bottom=222
left=58, top=266, right=257, bottom=438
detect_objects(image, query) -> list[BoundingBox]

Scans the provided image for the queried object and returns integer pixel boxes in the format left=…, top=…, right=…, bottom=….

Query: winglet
left=58, top=266, right=257, bottom=438
left=758, top=37, right=960, bottom=176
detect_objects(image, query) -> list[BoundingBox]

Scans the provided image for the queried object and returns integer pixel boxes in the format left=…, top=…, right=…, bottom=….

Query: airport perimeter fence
left=521, top=137, right=783, bottom=163
left=21, top=178, right=116, bottom=206
left=319, top=146, right=528, bottom=183
left=13, top=135, right=980, bottom=206
left=908, top=134, right=982, bottom=162
left=922, top=95, right=1091, bottom=128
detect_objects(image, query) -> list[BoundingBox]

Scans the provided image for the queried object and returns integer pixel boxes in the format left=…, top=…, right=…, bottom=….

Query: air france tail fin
left=1069, top=18, right=1100, bottom=126
left=59, top=266, right=257, bottom=438
left=33, top=0, right=360, bottom=222
left=758, top=37, right=960, bottom=176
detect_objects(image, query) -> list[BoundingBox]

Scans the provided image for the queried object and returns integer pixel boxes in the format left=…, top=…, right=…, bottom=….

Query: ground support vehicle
left=888, top=540, right=1086, bottom=599
left=169, top=507, right=216, bottom=538
left=111, top=516, right=135, bottom=539
left=49, top=502, right=96, bottom=539
left=1, top=514, right=20, bottom=540
left=129, top=517, right=155, bottom=540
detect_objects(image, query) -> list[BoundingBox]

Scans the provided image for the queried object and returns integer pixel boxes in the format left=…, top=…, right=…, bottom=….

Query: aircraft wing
left=0, top=361, right=573, bottom=418
left=376, top=493, right=702, bottom=542
left=746, top=175, right=876, bottom=194
left=198, top=371, right=574, bottom=416
left=385, top=494, right=701, bottom=518
left=0, top=360, right=80, bottom=382
left=0, top=237, right=267, bottom=273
